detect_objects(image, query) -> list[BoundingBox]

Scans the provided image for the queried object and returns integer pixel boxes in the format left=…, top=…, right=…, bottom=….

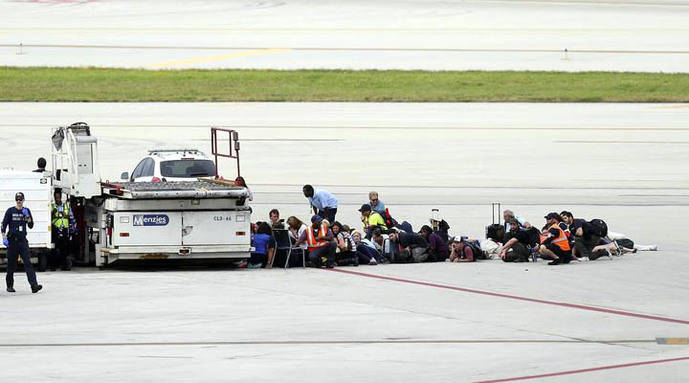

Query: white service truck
left=49, top=122, right=251, bottom=267
left=0, top=170, right=53, bottom=270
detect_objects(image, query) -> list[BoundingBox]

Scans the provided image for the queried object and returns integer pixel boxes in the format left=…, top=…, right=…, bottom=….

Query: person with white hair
left=368, top=191, right=386, bottom=215
left=503, top=209, right=531, bottom=232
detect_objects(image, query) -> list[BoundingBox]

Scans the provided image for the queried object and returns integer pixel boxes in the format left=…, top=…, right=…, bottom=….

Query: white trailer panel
left=0, top=170, right=52, bottom=252
left=181, top=210, right=250, bottom=246
left=112, top=211, right=182, bottom=247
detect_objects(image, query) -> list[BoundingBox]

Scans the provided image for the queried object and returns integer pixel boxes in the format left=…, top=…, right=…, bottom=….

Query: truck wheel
left=37, top=253, right=48, bottom=272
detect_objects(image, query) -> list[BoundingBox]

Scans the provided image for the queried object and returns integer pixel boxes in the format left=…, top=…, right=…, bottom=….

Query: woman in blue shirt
left=249, top=222, right=274, bottom=269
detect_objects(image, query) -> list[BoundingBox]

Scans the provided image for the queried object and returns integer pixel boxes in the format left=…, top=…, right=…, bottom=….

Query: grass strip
left=1, top=67, right=688, bottom=102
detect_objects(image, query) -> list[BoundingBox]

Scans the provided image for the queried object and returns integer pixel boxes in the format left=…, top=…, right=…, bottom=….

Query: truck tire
left=37, top=253, right=48, bottom=272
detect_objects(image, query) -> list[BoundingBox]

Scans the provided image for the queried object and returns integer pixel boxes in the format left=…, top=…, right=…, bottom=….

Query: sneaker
left=247, top=263, right=262, bottom=269
left=548, top=259, right=561, bottom=266
left=6, top=287, right=15, bottom=293
left=588, top=251, right=603, bottom=261
left=369, top=258, right=378, bottom=265
left=235, top=260, right=248, bottom=269
left=31, top=285, right=42, bottom=293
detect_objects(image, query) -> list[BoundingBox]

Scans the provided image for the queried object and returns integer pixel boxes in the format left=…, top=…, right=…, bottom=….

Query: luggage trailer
left=51, top=123, right=251, bottom=267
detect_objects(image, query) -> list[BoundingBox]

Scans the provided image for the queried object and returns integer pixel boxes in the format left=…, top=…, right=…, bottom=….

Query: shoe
left=6, top=287, right=15, bottom=293
left=588, top=251, right=603, bottom=261
left=325, top=262, right=335, bottom=269
left=247, top=263, right=262, bottom=269
left=548, top=259, right=561, bottom=265
left=31, top=285, right=42, bottom=293
left=369, top=259, right=378, bottom=265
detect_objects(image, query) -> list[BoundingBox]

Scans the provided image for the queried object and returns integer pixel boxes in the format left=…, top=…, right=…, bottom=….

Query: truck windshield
left=160, top=160, right=215, bottom=178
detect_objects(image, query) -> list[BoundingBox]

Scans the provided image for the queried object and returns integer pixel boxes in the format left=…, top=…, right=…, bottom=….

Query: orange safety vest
left=306, top=223, right=329, bottom=251
left=547, top=223, right=571, bottom=251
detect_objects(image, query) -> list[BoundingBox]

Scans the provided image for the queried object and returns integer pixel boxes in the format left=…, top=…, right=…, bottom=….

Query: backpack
left=465, top=240, right=484, bottom=261
left=486, top=224, right=505, bottom=243
left=588, top=219, right=608, bottom=237
left=525, top=227, right=542, bottom=247
left=382, top=208, right=397, bottom=230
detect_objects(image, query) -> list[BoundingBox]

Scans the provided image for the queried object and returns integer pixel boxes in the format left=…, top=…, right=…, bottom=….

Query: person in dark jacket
left=2, top=192, right=42, bottom=293
left=419, top=225, right=449, bottom=262
left=389, top=229, right=428, bottom=263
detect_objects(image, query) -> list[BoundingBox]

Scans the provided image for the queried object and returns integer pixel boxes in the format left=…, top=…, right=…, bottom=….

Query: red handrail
left=210, top=127, right=241, bottom=179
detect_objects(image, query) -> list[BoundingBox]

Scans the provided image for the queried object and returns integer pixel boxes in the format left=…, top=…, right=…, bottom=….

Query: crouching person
left=539, top=213, right=572, bottom=265
left=388, top=229, right=428, bottom=263
left=419, top=225, right=449, bottom=262
left=499, top=222, right=530, bottom=262
left=249, top=222, right=275, bottom=269
left=331, top=222, right=358, bottom=266
left=352, top=230, right=381, bottom=264
left=294, top=215, right=337, bottom=268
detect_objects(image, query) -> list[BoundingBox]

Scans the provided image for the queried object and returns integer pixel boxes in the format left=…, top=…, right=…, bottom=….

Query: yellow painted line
left=656, top=337, right=689, bottom=345
left=149, top=48, right=290, bottom=68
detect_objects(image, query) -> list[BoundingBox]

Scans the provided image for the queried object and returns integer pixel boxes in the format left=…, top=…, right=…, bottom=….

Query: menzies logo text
left=133, top=214, right=169, bottom=226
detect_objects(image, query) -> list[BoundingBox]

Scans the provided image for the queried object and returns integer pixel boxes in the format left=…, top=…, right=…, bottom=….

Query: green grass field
left=1, top=67, right=688, bottom=102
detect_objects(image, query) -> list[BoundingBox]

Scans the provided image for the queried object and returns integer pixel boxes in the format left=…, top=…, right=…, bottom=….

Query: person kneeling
left=538, top=213, right=572, bottom=265
left=499, top=224, right=530, bottom=262
left=294, top=215, right=337, bottom=268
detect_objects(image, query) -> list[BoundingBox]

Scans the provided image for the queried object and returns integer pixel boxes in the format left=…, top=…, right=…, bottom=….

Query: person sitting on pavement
left=303, top=184, right=338, bottom=223
left=503, top=209, right=531, bottom=232
left=388, top=229, right=429, bottom=263
left=449, top=237, right=475, bottom=263
left=249, top=222, right=275, bottom=269
left=498, top=221, right=531, bottom=262
left=368, top=191, right=386, bottom=215
left=560, top=211, right=602, bottom=260
left=359, top=203, right=388, bottom=239
left=419, top=225, right=449, bottom=262
left=331, top=221, right=363, bottom=266
left=352, top=230, right=382, bottom=264
left=269, top=209, right=286, bottom=230
left=537, top=213, right=573, bottom=265
left=286, top=216, right=308, bottom=249
left=294, top=215, right=337, bottom=268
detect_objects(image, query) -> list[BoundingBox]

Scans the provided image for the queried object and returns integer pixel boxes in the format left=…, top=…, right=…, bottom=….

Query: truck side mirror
left=120, top=172, right=129, bottom=180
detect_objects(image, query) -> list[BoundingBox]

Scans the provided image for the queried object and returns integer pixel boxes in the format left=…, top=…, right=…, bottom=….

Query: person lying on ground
left=419, top=225, right=449, bottom=262
left=449, top=238, right=475, bottom=263
left=499, top=222, right=531, bottom=263
left=389, top=229, right=429, bottom=263
left=359, top=203, right=388, bottom=239
left=503, top=209, right=531, bottom=231
left=294, top=215, right=337, bottom=268
left=368, top=191, right=386, bottom=216
left=538, top=213, right=573, bottom=266
left=303, top=184, right=338, bottom=223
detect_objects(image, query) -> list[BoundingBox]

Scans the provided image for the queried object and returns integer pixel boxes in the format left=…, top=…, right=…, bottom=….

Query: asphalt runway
left=2, top=0, right=689, bottom=71
left=1, top=102, right=688, bottom=381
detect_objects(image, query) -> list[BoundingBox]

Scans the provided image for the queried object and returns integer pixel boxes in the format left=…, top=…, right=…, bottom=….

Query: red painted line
left=474, top=356, right=689, bottom=382
left=327, top=268, right=689, bottom=325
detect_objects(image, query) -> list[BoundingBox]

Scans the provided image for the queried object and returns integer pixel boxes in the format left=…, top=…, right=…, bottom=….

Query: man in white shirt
left=303, top=184, right=338, bottom=222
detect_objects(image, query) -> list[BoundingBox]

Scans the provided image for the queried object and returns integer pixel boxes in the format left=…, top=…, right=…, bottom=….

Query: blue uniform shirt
left=308, top=189, right=338, bottom=210
left=2, top=206, right=34, bottom=240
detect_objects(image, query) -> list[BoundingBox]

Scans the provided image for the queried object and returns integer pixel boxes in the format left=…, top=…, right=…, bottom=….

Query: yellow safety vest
left=51, top=202, right=71, bottom=229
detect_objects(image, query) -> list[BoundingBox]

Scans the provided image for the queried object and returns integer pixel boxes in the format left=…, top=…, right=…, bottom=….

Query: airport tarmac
left=0, top=102, right=688, bottom=381
left=2, top=0, right=689, bottom=71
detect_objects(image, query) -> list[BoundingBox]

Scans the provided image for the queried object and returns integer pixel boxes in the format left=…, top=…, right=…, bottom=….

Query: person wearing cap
left=302, top=185, right=338, bottom=223
left=294, top=215, right=336, bottom=268
left=2, top=192, right=42, bottom=293
left=538, top=213, right=572, bottom=265
left=359, top=203, right=387, bottom=239
left=50, top=189, right=76, bottom=271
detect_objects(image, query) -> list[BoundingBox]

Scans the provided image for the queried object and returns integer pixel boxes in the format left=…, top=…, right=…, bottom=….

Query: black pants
left=308, top=242, right=337, bottom=266
left=503, top=243, right=529, bottom=263
left=317, top=209, right=337, bottom=223
left=6, top=237, right=38, bottom=288
left=50, top=228, right=71, bottom=269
